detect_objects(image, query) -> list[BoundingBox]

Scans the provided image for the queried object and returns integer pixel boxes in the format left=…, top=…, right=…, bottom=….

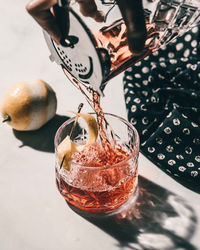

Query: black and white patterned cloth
left=124, top=26, right=200, bottom=193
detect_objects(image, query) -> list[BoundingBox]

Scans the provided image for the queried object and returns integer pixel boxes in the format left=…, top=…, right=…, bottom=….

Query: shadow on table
left=69, top=176, right=198, bottom=250
left=13, top=114, right=70, bottom=153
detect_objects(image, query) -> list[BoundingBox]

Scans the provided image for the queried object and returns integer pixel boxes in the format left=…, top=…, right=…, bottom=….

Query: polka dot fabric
left=124, top=27, right=200, bottom=192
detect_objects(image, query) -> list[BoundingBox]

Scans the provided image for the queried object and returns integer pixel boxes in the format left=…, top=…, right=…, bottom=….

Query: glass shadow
left=68, top=175, right=198, bottom=250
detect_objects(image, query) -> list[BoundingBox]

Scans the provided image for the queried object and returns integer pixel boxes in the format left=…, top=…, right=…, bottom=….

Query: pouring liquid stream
left=63, top=68, right=130, bottom=165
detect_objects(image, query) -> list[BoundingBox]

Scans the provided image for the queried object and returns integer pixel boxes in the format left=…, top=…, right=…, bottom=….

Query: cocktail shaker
left=44, top=0, right=200, bottom=95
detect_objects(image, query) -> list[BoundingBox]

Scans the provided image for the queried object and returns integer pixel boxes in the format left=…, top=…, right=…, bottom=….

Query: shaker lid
left=44, top=8, right=104, bottom=94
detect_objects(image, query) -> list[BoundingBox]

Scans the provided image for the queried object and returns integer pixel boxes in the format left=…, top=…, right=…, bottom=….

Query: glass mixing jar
left=44, top=0, right=200, bottom=95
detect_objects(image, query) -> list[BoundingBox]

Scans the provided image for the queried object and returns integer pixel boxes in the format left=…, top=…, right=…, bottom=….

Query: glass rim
left=54, top=112, right=140, bottom=170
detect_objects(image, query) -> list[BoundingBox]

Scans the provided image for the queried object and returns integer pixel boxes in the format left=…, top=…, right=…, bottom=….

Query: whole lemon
left=1, top=79, right=57, bottom=131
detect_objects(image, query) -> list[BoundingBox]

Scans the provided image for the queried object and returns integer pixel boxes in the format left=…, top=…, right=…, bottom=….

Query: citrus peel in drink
left=72, top=112, right=98, bottom=148
left=57, top=135, right=79, bottom=171
left=57, top=113, right=98, bottom=171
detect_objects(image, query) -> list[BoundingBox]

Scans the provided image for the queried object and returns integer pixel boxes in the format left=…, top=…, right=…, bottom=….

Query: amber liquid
left=95, top=20, right=133, bottom=72
left=57, top=142, right=138, bottom=212
left=94, top=18, right=177, bottom=81
left=57, top=170, right=138, bottom=212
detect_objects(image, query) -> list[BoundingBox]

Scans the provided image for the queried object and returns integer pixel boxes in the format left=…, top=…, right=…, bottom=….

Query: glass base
left=66, top=187, right=139, bottom=218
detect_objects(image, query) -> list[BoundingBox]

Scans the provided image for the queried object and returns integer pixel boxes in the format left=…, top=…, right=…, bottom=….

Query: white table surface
left=0, top=1, right=200, bottom=250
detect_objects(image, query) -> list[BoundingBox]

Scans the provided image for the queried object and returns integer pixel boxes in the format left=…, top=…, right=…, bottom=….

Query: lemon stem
left=60, top=155, right=66, bottom=169
left=69, top=103, right=84, bottom=138
left=2, top=115, right=11, bottom=123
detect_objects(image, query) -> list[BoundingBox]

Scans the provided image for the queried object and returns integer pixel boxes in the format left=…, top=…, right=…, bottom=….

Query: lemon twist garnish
left=57, top=112, right=98, bottom=171
left=73, top=112, right=98, bottom=148
left=57, top=135, right=79, bottom=171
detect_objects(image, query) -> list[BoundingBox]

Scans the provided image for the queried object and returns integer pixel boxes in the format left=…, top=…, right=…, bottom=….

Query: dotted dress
left=123, top=26, right=200, bottom=192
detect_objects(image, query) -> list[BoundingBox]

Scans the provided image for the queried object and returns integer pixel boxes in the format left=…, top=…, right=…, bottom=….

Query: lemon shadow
left=67, top=176, right=198, bottom=250
left=13, top=114, right=72, bottom=153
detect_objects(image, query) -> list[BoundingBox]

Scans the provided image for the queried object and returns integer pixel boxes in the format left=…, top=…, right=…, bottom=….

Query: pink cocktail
left=55, top=113, right=139, bottom=213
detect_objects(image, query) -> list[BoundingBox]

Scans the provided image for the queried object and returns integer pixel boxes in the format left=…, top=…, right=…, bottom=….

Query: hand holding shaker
left=44, top=0, right=200, bottom=95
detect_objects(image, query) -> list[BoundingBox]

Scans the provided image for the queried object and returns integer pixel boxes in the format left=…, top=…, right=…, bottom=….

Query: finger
left=26, top=0, right=62, bottom=44
left=76, top=0, right=104, bottom=22
left=53, top=4, right=70, bottom=44
left=116, top=0, right=147, bottom=53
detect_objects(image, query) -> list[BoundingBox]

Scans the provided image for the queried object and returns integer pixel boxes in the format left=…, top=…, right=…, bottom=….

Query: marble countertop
left=0, top=1, right=200, bottom=250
